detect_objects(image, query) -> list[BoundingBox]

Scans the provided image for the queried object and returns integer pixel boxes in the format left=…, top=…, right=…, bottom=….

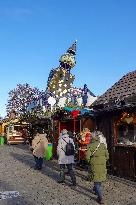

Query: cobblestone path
left=0, top=145, right=136, bottom=205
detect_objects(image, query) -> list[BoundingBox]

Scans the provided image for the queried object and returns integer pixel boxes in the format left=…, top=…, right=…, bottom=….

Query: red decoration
left=71, top=110, right=80, bottom=118
left=71, top=110, right=80, bottom=134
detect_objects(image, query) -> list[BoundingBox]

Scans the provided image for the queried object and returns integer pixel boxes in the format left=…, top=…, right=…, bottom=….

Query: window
left=9, top=125, right=13, bottom=134
left=117, top=123, right=136, bottom=145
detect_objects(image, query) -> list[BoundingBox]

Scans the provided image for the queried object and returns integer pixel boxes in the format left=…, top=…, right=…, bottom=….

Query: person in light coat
left=57, top=129, right=76, bottom=186
left=32, top=127, right=48, bottom=170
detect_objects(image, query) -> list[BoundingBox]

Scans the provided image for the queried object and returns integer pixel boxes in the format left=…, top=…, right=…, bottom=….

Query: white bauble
left=57, top=97, right=66, bottom=108
left=48, top=96, right=56, bottom=106
left=77, top=97, right=82, bottom=106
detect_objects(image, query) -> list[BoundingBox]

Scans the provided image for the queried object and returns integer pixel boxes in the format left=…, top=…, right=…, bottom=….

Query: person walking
left=86, top=131, right=109, bottom=204
left=57, top=129, right=76, bottom=186
left=32, top=127, right=48, bottom=170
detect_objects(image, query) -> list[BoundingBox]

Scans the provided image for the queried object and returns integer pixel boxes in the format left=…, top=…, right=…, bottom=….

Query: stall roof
left=93, top=70, right=136, bottom=110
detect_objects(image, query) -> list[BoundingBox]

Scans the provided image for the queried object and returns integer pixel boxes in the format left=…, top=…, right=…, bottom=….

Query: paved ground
left=0, top=144, right=136, bottom=205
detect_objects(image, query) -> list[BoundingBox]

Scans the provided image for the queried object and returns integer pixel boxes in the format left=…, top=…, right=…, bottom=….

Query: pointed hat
left=67, top=41, right=77, bottom=55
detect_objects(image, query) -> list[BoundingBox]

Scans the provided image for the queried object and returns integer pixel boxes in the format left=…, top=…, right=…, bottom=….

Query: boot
left=68, top=169, right=76, bottom=187
left=93, top=187, right=97, bottom=195
left=72, top=181, right=76, bottom=186
left=57, top=180, right=65, bottom=184
left=58, top=170, right=65, bottom=183
left=99, top=199, right=105, bottom=204
left=97, top=197, right=105, bottom=204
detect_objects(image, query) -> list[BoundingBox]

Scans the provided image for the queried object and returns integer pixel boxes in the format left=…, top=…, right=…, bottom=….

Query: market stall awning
left=64, top=107, right=95, bottom=116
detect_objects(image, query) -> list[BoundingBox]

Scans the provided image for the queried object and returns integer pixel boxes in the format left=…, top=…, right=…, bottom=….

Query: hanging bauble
left=77, top=97, right=82, bottom=106
left=57, top=97, right=66, bottom=108
left=48, top=96, right=56, bottom=106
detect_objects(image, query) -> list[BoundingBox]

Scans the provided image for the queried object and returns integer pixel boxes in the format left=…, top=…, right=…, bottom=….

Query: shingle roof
left=94, top=70, right=136, bottom=106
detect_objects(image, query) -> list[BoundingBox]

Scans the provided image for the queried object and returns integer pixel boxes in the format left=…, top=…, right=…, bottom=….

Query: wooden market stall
left=93, top=70, right=136, bottom=181
left=0, top=121, right=3, bottom=135
left=52, top=108, right=95, bottom=158
left=3, top=119, right=29, bottom=145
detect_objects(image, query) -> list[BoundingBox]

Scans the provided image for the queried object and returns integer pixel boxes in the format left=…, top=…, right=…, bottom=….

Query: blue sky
left=0, top=0, right=136, bottom=117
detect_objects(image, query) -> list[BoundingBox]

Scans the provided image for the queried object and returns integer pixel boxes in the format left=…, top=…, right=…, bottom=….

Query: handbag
left=31, top=138, right=42, bottom=152
left=30, top=146, right=34, bottom=152
left=91, top=143, right=100, bottom=157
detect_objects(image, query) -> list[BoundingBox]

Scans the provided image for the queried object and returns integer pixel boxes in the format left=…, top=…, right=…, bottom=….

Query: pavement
left=0, top=144, right=136, bottom=205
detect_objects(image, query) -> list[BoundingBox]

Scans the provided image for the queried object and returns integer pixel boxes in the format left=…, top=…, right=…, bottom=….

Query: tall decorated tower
left=46, top=42, right=76, bottom=99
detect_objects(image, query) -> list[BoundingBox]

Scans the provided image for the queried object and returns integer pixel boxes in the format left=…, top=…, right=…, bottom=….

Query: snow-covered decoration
left=46, top=43, right=96, bottom=109
left=77, top=97, right=83, bottom=106
left=23, top=43, right=97, bottom=119
left=48, top=96, right=56, bottom=111
left=59, top=41, right=76, bottom=70
left=46, top=42, right=77, bottom=100
left=70, top=87, right=82, bottom=97
left=67, top=87, right=82, bottom=106
left=42, top=106, right=46, bottom=112
left=82, top=84, right=96, bottom=106
left=57, top=97, right=67, bottom=108
left=86, top=94, right=97, bottom=106
left=47, top=67, right=75, bottom=98
left=59, top=53, right=76, bottom=69
left=67, top=85, right=96, bottom=107
left=26, top=84, right=96, bottom=117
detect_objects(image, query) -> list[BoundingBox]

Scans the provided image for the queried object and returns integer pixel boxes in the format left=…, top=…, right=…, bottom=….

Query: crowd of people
left=31, top=127, right=109, bottom=205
